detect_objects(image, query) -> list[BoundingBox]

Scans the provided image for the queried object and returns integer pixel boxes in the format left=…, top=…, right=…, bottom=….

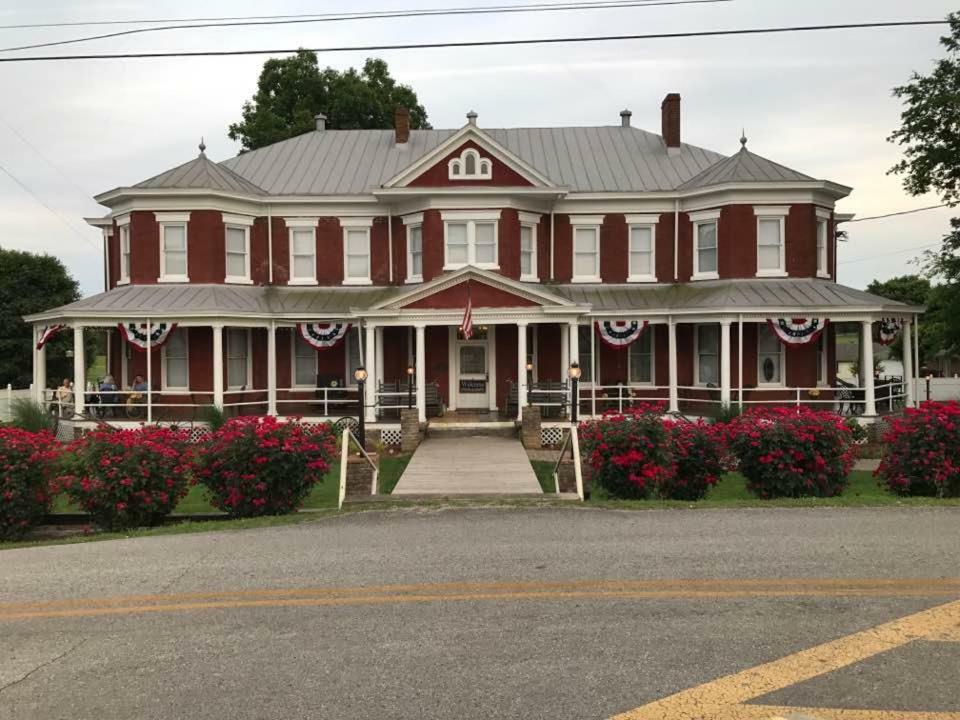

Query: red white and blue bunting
left=595, top=320, right=649, bottom=349
left=767, top=318, right=828, bottom=346
left=36, top=324, right=66, bottom=350
left=878, top=317, right=903, bottom=346
left=297, top=323, right=350, bottom=350
left=118, top=322, right=178, bottom=351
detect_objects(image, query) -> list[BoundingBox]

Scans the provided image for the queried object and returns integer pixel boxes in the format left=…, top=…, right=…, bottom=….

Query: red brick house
left=27, top=95, right=921, bottom=427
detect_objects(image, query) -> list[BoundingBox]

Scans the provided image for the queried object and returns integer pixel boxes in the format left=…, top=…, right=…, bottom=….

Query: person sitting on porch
left=131, top=375, right=147, bottom=392
left=55, top=378, right=73, bottom=417
left=125, top=375, right=148, bottom=418
left=99, top=374, right=118, bottom=417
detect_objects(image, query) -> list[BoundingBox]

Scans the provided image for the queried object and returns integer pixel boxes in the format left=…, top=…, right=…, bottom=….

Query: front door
left=457, top=336, right=489, bottom=409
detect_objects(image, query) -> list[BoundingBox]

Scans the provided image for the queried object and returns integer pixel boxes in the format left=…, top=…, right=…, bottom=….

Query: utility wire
left=844, top=203, right=952, bottom=223
left=0, top=20, right=947, bottom=63
left=838, top=241, right=942, bottom=265
left=0, top=0, right=730, bottom=53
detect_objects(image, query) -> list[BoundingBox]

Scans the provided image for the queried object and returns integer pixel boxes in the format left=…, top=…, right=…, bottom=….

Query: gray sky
left=0, top=0, right=955, bottom=296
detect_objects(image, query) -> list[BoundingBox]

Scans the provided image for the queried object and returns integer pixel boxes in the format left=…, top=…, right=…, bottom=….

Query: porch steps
left=425, top=420, right=517, bottom=440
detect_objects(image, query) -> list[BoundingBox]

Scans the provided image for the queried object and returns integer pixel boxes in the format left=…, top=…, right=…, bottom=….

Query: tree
left=866, top=274, right=947, bottom=365
left=888, top=12, right=960, bottom=353
left=866, top=275, right=931, bottom=307
left=228, top=53, right=431, bottom=151
left=0, top=248, right=80, bottom=388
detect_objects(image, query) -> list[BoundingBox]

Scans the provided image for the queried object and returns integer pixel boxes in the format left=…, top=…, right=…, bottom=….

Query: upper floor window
left=448, top=148, right=492, bottom=180
left=816, top=208, right=831, bottom=278
left=690, top=209, right=720, bottom=280
left=758, top=324, right=785, bottom=386
left=223, top=214, right=254, bottom=284
left=695, top=324, right=719, bottom=386
left=519, top=212, right=541, bottom=281
left=162, top=330, right=189, bottom=391
left=755, top=206, right=789, bottom=277
left=116, top=215, right=131, bottom=284
left=626, top=215, right=658, bottom=282
left=441, top=211, right=499, bottom=269
left=155, top=212, right=190, bottom=282
left=404, top=214, right=424, bottom=283
left=628, top=330, right=654, bottom=384
left=570, top=216, right=603, bottom=283
left=286, top=218, right=318, bottom=285
left=341, top=218, right=374, bottom=286
left=226, top=328, right=250, bottom=390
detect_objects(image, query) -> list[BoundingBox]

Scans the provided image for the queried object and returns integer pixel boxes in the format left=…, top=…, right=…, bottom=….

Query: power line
left=0, top=20, right=947, bottom=63
left=0, top=0, right=730, bottom=53
left=838, top=241, right=942, bottom=265
left=844, top=203, right=952, bottom=223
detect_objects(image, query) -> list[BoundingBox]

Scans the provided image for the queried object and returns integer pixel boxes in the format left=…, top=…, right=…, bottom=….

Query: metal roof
left=217, top=126, right=726, bottom=195
left=678, top=146, right=815, bottom=190
left=134, top=152, right=265, bottom=195
left=26, top=278, right=917, bottom=323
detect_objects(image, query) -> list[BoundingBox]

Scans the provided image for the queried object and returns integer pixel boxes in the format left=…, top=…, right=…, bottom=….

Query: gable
left=402, top=279, right=540, bottom=309
left=407, top=140, right=535, bottom=188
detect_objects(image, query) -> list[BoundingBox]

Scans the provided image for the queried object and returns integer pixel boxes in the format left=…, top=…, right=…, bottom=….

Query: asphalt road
left=2, top=506, right=959, bottom=719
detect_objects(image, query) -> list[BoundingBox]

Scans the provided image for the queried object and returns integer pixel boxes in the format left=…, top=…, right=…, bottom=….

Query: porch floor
left=393, top=436, right=542, bottom=495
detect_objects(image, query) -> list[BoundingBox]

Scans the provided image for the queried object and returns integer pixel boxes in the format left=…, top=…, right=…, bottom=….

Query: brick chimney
left=661, top=93, right=681, bottom=153
left=395, top=107, right=410, bottom=144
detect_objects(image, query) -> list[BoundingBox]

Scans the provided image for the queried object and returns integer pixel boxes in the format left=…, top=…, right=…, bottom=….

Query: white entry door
left=457, top=339, right=489, bottom=409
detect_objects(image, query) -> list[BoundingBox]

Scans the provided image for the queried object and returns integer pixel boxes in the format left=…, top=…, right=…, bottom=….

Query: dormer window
left=448, top=148, right=492, bottom=180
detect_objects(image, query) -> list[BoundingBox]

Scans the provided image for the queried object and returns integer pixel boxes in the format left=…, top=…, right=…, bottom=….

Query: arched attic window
left=448, top=148, right=493, bottom=180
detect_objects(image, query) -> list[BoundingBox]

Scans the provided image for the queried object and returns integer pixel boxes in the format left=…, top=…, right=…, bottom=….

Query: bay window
left=441, top=211, right=499, bottom=269
left=571, top=216, right=603, bottom=282
left=690, top=209, right=720, bottom=280
left=695, top=324, right=719, bottom=386
left=758, top=325, right=785, bottom=386
left=519, top=212, right=540, bottom=281
left=155, top=212, right=190, bottom=282
left=223, top=214, right=254, bottom=284
left=626, top=215, right=658, bottom=282
left=286, top=218, right=318, bottom=285
left=341, top=218, right=373, bottom=285
left=404, top=213, right=424, bottom=282
left=755, top=206, right=788, bottom=277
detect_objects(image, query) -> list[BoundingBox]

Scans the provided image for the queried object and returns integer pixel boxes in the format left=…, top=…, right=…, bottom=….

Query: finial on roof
left=466, top=110, right=478, bottom=127
left=199, top=137, right=207, bottom=155
left=739, top=129, right=747, bottom=148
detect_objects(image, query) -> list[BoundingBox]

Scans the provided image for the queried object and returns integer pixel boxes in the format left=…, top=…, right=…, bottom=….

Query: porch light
left=406, top=365, right=415, bottom=376
left=525, top=361, right=533, bottom=372
left=354, top=366, right=368, bottom=383
left=569, top=362, right=582, bottom=380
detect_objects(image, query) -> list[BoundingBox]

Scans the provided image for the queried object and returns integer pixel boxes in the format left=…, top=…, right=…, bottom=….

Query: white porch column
left=33, top=326, right=45, bottom=403
left=737, top=316, right=744, bottom=410
left=517, top=321, right=528, bottom=421
left=668, top=317, right=679, bottom=413
left=212, top=324, right=224, bottom=409
left=146, top=320, right=153, bottom=423
left=364, top=322, right=376, bottom=423
left=72, top=325, right=85, bottom=416
left=720, top=319, right=732, bottom=407
left=862, top=319, right=877, bottom=416
left=375, top=326, right=384, bottom=389
left=569, top=321, right=579, bottom=365
left=415, top=324, right=426, bottom=423
left=560, top=323, right=570, bottom=379
left=267, top=321, right=278, bottom=416
left=902, top=318, right=914, bottom=408
left=913, top=316, right=921, bottom=407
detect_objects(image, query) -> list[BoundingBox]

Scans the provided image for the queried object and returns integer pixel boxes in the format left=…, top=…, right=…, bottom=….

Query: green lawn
left=379, top=454, right=413, bottom=494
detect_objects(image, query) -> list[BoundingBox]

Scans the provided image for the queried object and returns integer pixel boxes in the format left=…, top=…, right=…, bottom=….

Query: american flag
left=460, top=286, right=473, bottom=339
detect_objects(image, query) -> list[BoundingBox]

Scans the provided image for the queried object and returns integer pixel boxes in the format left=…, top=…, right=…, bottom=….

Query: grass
left=378, top=453, right=413, bottom=494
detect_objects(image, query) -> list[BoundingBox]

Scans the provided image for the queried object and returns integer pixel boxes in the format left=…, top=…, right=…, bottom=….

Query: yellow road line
left=748, top=707, right=960, bottom=720
left=611, top=599, right=960, bottom=720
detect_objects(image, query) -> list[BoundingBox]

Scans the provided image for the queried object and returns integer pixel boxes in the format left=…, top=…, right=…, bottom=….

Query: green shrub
left=9, top=398, right=57, bottom=433
left=0, top=427, right=58, bottom=539
left=876, top=401, right=960, bottom=497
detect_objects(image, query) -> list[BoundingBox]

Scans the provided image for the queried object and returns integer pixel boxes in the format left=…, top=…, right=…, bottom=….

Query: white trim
left=221, top=213, right=255, bottom=227
left=224, top=223, right=252, bottom=284
left=816, top=215, right=830, bottom=279
left=161, top=328, right=189, bottom=391
left=406, top=222, right=424, bottom=283
left=815, top=207, right=833, bottom=220
left=225, top=327, right=252, bottom=390
left=519, top=220, right=539, bottom=282
left=153, top=212, right=191, bottom=223
left=755, top=214, right=786, bottom=277
left=752, top=205, right=790, bottom=217
left=568, top=214, right=605, bottom=226
left=572, top=224, right=601, bottom=283
left=442, top=217, right=499, bottom=270
left=694, top=323, right=720, bottom=387
left=157, top=218, right=189, bottom=282
left=439, top=210, right=501, bottom=221
left=284, top=216, right=321, bottom=228
left=114, top=213, right=131, bottom=227
left=342, top=225, right=372, bottom=285
left=687, top=208, right=721, bottom=222
left=401, top=212, right=424, bottom=225
left=627, top=221, right=657, bottom=283
left=118, top=222, right=131, bottom=285
left=448, top=147, right=493, bottom=180
left=517, top=211, right=542, bottom=225
left=339, top=216, right=375, bottom=228
left=692, top=218, right=719, bottom=281
left=624, top=214, right=661, bottom=225
left=756, top=323, right=786, bottom=387
left=288, top=225, right=317, bottom=284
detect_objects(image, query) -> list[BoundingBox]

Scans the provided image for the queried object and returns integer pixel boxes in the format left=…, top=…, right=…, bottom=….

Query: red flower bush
left=580, top=403, right=731, bottom=500
left=193, top=416, right=337, bottom=517
left=0, top=427, right=58, bottom=539
left=60, top=426, right=191, bottom=530
left=876, top=401, right=960, bottom=497
left=727, top=406, right=855, bottom=498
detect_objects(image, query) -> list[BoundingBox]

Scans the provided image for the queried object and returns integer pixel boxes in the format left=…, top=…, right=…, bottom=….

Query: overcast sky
left=0, top=0, right=955, bottom=295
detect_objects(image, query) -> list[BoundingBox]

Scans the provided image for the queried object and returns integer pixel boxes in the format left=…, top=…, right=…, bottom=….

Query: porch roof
left=25, top=277, right=920, bottom=324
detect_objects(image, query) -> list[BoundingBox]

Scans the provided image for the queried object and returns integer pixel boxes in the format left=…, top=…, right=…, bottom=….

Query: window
left=293, top=335, right=316, bottom=388
left=448, top=148, right=493, bottom=180
left=758, top=325, right=785, bottom=386
left=345, top=327, right=362, bottom=386
left=155, top=212, right=191, bottom=282
left=816, top=332, right=827, bottom=386
left=405, top=215, right=423, bottom=282
left=342, top=221, right=372, bottom=285
left=816, top=208, right=831, bottom=277
left=441, top=211, right=500, bottom=269
left=696, top=325, right=719, bottom=386
left=224, top=218, right=252, bottom=283
left=117, top=221, right=131, bottom=284
left=571, top=217, right=603, bottom=282
left=628, top=330, right=654, bottom=384
left=162, top=331, right=189, bottom=390
left=526, top=325, right=538, bottom=381
left=754, top=206, right=788, bottom=276
left=286, top=218, right=318, bottom=284
left=226, top=329, right=250, bottom=389
left=691, top=209, right=720, bottom=280
left=577, top=324, right=595, bottom=383
left=519, top=212, right=540, bottom=281
left=627, top=215, right=658, bottom=281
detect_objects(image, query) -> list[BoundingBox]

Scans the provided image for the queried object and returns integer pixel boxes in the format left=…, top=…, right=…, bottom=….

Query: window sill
left=627, top=275, right=658, bottom=283
left=162, top=387, right=189, bottom=393
left=225, top=277, right=254, bottom=285
left=443, top=264, right=500, bottom=272
left=157, top=276, right=189, bottom=283
left=571, top=277, right=602, bottom=284
left=287, top=278, right=318, bottom=286
left=816, top=271, right=831, bottom=279
left=755, top=270, right=788, bottom=278
left=520, top=275, right=540, bottom=283
left=692, top=272, right=719, bottom=281
left=757, top=383, right=786, bottom=389
left=342, top=278, right=373, bottom=286
left=405, top=277, right=423, bottom=284
left=116, top=278, right=130, bottom=286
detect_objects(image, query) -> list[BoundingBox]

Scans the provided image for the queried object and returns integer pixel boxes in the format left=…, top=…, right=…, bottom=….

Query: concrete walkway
left=393, top=436, right=543, bottom=494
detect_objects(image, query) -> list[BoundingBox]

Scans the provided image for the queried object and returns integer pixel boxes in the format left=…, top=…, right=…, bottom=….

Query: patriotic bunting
left=460, top=283, right=474, bottom=339
left=767, top=318, right=828, bottom=346
left=118, top=322, right=178, bottom=351
left=595, top=320, right=649, bottom=349
left=36, top=324, right=66, bottom=350
left=296, top=323, right=350, bottom=350
left=878, top=318, right=903, bottom=346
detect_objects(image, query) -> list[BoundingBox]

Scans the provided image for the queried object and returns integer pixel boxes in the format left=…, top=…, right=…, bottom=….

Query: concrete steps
left=425, top=421, right=518, bottom=440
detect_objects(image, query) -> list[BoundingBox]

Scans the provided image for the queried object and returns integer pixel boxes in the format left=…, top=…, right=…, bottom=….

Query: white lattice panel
left=541, top=426, right=565, bottom=447
left=380, top=428, right=403, bottom=447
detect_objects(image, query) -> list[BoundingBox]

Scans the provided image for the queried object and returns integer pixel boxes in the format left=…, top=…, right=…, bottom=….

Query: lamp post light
left=354, top=366, right=368, bottom=450
left=406, top=365, right=415, bottom=409
left=568, top=362, right=582, bottom=425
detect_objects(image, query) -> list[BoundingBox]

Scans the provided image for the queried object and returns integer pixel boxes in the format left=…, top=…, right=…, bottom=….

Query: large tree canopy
left=0, top=248, right=80, bottom=388
left=228, top=53, right=431, bottom=151
left=866, top=275, right=942, bottom=363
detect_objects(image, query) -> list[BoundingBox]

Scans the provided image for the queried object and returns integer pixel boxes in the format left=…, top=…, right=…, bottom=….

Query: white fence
left=915, top=377, right=960, bottom=403
left=0, top=385, right=34, bottom=423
